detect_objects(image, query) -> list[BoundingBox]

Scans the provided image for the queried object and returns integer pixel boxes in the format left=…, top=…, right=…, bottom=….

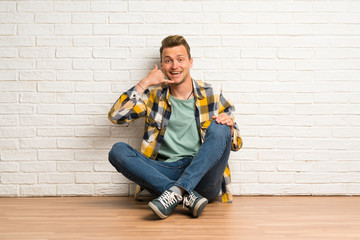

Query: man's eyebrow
left=163, top=54, right=186, bottom=58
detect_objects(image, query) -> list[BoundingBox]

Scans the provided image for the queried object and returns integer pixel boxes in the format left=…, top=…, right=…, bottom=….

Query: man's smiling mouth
left=170, top=71, right=182, bottom=76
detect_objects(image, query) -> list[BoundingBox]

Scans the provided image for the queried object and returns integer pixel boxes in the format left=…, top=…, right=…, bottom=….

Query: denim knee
left=206, top=121, right=232, bottom=141
left=108, top=142, right=128, bottom=167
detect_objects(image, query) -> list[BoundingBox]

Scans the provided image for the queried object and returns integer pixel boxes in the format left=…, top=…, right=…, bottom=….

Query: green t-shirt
left=157, top=94, right=201, bottom=162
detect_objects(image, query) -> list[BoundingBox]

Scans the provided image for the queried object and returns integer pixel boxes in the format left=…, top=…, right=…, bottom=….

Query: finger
left=157, top=70, right=165, bottom=78
left=164, top=80, right=175, bottom=84
left=217, top=117, right=224, bottom=123
left=218, top=116, right=227, bottom=121
left=221, top=116, right=231, bottom=122
left=219, top=117, right=231, bottom=124
left=226, top=121, right=233, bottom=127
left=221, top=120, right=229, bottom=125
left=161, top=79, right=175, bottom=84
left=217, top=119, right=225, bottom=124
left=223, top=118, right=231, bottom=124
left=154, top=64, right=158, bottom=70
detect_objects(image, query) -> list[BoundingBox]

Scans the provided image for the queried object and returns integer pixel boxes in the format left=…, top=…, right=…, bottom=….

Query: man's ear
left=190, top=58, right=193, bottom=68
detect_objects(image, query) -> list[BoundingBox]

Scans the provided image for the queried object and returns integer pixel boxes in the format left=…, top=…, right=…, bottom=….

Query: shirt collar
left=192, top=79, right=205, bottom=100
left=163, top=79, right=205, bottom=104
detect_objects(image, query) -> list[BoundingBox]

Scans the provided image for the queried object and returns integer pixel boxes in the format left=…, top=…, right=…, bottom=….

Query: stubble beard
left=169, top=72, right=190, bottom=86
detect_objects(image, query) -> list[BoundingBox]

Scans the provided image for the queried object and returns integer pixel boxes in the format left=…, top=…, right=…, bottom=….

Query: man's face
left=161, top=45, right=193, bottom=85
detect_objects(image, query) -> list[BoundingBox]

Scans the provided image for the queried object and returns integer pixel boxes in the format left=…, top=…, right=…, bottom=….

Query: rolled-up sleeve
left=108, top=86, right=148, bottom=125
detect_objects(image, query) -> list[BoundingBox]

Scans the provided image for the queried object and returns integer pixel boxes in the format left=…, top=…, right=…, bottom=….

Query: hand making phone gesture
left=135, top=65, right=175, bottom=93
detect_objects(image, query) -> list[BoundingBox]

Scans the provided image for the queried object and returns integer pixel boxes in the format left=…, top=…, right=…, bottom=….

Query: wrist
left=140, top=78, right=151, bottom=89
left=135, top=80, right=147, bottom=94
left=137, top=82, right=146, bottom=91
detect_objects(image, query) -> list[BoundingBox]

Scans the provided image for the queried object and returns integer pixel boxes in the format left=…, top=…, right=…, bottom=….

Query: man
left=108, top=35, right=242, bottom=219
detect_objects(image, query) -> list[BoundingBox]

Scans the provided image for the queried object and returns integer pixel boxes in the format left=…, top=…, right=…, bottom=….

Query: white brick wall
left=1, top=0, right=360, bottom=197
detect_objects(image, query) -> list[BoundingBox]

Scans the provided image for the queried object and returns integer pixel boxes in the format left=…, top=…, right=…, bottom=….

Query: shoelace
left=158, top=191, right=182, bottom=209
left=183, top=192, right=197, bottom=208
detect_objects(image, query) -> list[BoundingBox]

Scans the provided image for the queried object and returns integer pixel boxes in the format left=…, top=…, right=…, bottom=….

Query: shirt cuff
left=128, top=86, right=143, bottom=101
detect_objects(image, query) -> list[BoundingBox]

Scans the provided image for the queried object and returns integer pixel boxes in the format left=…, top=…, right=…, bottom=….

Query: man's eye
left=179, top=58, right=183, bottom=62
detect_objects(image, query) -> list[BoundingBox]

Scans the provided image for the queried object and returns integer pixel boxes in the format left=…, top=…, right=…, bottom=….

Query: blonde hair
left=159, top=35, right=191, bottom=61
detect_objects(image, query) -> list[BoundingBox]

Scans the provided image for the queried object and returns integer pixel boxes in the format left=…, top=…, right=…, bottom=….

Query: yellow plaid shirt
left=108, top=80, right=242, bottom=203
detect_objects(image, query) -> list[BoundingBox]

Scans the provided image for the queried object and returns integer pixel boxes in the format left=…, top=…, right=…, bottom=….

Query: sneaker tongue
left=184, top=193, right=197, bottom=207
left=159, top=191, right=181, bottom=208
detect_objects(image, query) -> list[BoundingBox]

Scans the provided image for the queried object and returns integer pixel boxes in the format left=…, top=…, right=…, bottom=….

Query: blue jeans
left=108, top=121, right=232, bottom=202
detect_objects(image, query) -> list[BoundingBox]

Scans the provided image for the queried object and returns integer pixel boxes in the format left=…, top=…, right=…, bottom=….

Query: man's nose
left=171, top=60, right=179, bottom=69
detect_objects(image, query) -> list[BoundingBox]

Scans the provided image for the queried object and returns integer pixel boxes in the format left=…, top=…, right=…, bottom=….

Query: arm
left=136, top=64, right=175, bottom=94
left=108, top=64, right=174, bottom=125
left=212, top=93, right=242, bottom=151
left=108, top=86, right=147, bottom=125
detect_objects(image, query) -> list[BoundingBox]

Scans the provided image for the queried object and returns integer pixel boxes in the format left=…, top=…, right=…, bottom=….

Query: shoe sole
left=148, top=202, right=168, bottom=219
left=192, top=198, right=208, bottom=217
